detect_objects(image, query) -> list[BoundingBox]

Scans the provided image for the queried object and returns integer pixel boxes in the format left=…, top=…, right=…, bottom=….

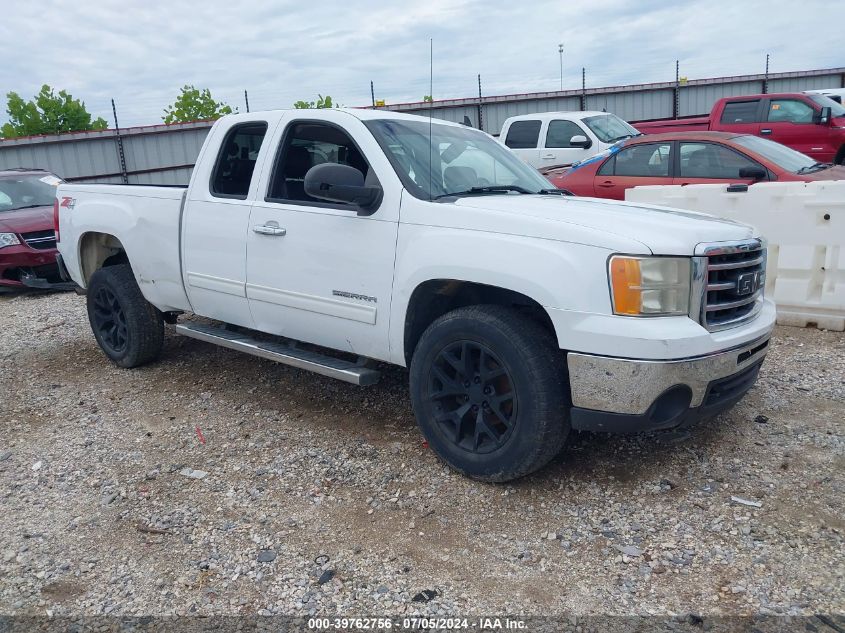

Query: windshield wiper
left=796, top=162, right=832, bottom=174
left=434, top=185, right=533, bottom=200
left=538, top=188, right=574, bottom=196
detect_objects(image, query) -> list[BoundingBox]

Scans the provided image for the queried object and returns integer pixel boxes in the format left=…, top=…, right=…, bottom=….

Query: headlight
left=0, top=233, right=21, bottom=249
left=609, top=255, right=691, bottom=316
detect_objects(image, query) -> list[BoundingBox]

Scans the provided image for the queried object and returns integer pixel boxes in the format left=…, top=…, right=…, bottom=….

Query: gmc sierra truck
left=55, top=108, right=775, bottom=481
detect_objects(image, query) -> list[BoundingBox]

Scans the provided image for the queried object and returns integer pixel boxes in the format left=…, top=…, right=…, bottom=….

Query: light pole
left=558, top=43, right=564, bottom=91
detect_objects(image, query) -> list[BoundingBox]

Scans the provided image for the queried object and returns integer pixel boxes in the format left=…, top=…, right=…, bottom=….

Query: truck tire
left=409, top=305, right=569, bottom=482
left=86, top=264, right=164, bottom=368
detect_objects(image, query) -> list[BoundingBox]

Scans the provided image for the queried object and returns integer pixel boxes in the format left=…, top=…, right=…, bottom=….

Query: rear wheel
left=410, top=305, right=569, bottom=482
left=86, top=264, right=164, bottom=368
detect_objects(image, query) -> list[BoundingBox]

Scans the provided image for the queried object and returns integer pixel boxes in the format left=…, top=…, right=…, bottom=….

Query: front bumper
left=568, top=334, right=771, bottom=433
left=0, top=244, right=70, bottom=289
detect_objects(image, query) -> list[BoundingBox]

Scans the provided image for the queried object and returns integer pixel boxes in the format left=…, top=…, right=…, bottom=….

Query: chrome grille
left=695, top=239, right=766, bottom=331
left=22, top=230, right=57, bottom=250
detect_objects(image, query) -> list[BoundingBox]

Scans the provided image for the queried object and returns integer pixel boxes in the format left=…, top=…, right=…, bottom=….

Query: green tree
left=423, top=95, right=433, bottom=103
left=1, top=85, right=108, bottom=138
left=293, top=94, right=335, bottom=109
left=162, top=85, right=235, bottom=124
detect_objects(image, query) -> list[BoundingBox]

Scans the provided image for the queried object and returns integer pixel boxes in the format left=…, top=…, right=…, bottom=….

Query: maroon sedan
left=0, top=168, right=67, bottom=289
left=545, top=131, right=845, bottom=200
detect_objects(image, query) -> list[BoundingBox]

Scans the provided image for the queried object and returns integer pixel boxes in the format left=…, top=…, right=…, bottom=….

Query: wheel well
left=79, top=232, right=129, bottom=285
left=403, top=279, right=556, bottom=365
left=835, top=145, right=845, bottom=166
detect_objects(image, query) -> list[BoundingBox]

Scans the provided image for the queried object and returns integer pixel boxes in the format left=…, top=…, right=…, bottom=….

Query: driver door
left=245, top=112, right=400, bottom=361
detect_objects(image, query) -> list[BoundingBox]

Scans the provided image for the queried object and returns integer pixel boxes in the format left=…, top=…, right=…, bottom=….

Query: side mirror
left=569, top=135, right=592, bottom=149
left=738, top=166, right=767, bottom=181
left=304, top=163, right=382, bottom=214
left=818, top=106, right=832, bottom=125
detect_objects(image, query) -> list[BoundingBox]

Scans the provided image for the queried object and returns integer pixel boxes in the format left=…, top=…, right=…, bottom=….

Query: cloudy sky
left=1, top=0, right=840, bottom=128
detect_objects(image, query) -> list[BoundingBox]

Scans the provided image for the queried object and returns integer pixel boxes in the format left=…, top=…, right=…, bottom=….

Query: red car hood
left=799, top=165, right=845, bottom=181
left=0, top=205, right=54, bottom=234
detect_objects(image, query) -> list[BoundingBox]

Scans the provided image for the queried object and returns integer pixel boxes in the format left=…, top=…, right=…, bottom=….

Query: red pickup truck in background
left=636, top=92, right=845, bottom=165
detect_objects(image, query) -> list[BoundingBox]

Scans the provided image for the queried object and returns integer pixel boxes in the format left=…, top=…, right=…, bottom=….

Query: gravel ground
left=0, top=291, right=843, bottom=621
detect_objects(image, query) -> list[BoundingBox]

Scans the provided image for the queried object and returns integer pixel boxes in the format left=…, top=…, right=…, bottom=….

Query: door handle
left=541, top=153, right=556, bottom=159
left=760, top=129, right=772, bottom=135
left=597, top=181, right=615, bottom=188
left=253, top=224, right=286, bottom=236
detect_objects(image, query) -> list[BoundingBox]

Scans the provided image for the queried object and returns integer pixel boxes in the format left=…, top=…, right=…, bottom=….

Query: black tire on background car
left=86, top=264, right=164, bottom=368
left=409, top=305, right=570, bottom=482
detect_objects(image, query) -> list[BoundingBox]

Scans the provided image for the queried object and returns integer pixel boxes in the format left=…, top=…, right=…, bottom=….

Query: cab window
left=504, top=120, right=541, bottom=149
left=611, top=143, right=672, bottom=177
left=679, top=143, right=764, bottom=179
left=720, top=100, right=760, bottom=124
left=545, top=120, right=587, bottom=148
left=210, top=123, right=268, bottom=198
left=767, top=99, right=815, bottom=124
left=267, top=122, right=376, bottom=205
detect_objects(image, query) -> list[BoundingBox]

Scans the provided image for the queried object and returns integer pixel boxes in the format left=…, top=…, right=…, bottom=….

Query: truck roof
left=503, top=111, right=615, bottom=123
left=221, top=107, right=469, bottom=127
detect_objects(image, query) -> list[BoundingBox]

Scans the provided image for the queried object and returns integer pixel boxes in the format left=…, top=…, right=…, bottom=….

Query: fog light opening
left=649, top=385, right=693, bottom=426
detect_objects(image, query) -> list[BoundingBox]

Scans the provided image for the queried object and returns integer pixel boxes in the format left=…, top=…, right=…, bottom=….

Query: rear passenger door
left=503, top=120, right=542, bottom=168
left=541, top=119, right=592, bottom=167
left=594, top=142, right=673, bottom=200
left=245, top=112, right=400, bottom=361
left=718, top=99, right=763, bottom=136
left=182, top=118, right=272, bottom=328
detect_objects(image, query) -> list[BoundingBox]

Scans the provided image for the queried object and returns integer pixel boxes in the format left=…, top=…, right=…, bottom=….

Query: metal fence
left=385, top=67, right=845, bottom=135
left=1, top=66, right=842, bottom=184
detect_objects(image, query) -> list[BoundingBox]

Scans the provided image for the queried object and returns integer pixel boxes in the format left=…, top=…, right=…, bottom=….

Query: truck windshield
left=0, top=173, right=61, bottom=212
left=731, top=135, right=820, bottom=173
left=807, top=95, right=845, bottom=117
left=365, top=119, right=553, bottom=200
left=582, top=114, right=641, bottom=143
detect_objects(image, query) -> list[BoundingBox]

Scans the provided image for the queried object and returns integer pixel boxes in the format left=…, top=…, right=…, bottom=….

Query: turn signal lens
left=609, top=256, right=691, bottom=316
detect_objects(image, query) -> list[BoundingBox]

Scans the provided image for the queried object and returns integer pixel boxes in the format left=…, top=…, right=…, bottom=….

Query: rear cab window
left=210, top=122, right=268, bottom=199
left=504, top=120, right=541, bottom=149
left=719, top=100, right=761, bottom=124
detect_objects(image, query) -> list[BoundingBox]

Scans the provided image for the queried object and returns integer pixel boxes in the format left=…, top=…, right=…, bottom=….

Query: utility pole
left=244, top=90, right=250, bottom=113
left=370, top=81, right=376, bottom=108
left=673, top=60, right=680, bottom=119
left=558, top=43, right=564, bottom=91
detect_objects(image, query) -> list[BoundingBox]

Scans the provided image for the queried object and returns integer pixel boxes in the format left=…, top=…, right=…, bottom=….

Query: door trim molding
left=246, top=283, right=377, bottom=324
left=186, top=272, right=246, bottom=297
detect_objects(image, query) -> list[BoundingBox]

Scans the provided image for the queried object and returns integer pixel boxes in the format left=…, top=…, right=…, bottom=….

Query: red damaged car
left=0, top=168, right=68, bottom=290
left=545, top=131, right=845, bottom=200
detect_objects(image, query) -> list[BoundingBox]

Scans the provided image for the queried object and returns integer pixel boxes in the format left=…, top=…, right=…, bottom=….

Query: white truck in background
left=499, top=110, right=641, bottom=170
left=55, top=108, right=774, bottom=481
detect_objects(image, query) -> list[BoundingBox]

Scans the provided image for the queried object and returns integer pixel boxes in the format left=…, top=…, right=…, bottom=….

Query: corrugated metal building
left=1, top=67, right=842, bottom=184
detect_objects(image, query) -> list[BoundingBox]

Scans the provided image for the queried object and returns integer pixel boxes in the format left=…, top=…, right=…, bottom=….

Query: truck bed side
left=57, top=184, right=191, bottom=312
left=635, top=115, right=711, bottom=134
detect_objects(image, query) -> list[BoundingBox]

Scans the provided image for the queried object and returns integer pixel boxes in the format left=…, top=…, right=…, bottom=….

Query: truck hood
left=0, top=204, right=54, bottom=234
left=450, top=194, right=755, bottom=255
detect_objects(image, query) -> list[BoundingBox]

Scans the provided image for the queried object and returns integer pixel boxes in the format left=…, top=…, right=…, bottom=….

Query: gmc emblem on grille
left=736, top=271, right=764, bottom=296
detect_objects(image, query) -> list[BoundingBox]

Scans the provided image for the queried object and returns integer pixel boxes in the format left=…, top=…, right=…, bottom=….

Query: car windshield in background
left=582, top=114, right=640, bottom=143
left=731, top=135, right=820, bottom=173
left=365, top=119, right=553, bottom=200
left=808, top=94, right=845, bottom=117
left=0, top=173, right=61, bottom=212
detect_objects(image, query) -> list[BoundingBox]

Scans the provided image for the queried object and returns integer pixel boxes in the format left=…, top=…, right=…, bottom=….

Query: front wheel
left=86, top=264, right=164, bottom=368
left=409, top=305, right=570, bottom=482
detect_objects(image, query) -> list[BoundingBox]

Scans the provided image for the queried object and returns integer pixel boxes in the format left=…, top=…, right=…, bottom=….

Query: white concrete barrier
left=627, top=181, right=845, bottom=331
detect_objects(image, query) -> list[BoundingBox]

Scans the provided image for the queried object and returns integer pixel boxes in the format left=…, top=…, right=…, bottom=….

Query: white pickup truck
left=55, top=108, right=775, bottom=481
left=499, top=110, right=641, bottom=170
